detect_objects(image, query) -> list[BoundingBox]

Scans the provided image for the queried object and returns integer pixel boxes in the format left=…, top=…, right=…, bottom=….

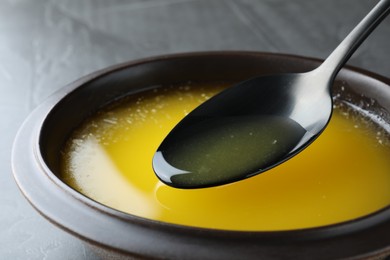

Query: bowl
left=12, top=52, right=390, bottom=259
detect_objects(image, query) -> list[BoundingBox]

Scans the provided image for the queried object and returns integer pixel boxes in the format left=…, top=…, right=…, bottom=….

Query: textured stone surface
left=1, top=0, right=389, bottom=259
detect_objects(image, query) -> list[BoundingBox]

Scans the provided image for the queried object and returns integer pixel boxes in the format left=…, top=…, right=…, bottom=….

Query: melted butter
left=60, top=82, right=390, bottom=231
left=154, top=114, right=308, bottom=188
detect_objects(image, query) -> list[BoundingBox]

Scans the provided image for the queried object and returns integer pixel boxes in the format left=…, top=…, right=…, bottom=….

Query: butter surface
left=61, top=83, right=390, bottom=231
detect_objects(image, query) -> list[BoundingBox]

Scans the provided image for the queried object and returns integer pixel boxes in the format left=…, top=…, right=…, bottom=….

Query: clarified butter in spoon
left=153, top=115, right=307, bottom=188
left=60, top=82, right=390, bottom=231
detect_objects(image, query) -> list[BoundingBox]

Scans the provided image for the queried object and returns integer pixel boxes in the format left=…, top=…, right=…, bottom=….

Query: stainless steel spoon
left=153, top=0, right=390, bottom=189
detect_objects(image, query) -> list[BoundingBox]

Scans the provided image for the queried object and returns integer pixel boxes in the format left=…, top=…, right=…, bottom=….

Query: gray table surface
left=1, top=0, right=389, bottom=259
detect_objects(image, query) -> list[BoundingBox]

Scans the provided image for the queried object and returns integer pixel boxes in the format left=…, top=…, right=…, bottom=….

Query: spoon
left=153, top=0, right=390, bottom=189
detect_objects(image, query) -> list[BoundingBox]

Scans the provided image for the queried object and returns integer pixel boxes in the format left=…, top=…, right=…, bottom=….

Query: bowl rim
left=12, top=51, right=390, bottom=259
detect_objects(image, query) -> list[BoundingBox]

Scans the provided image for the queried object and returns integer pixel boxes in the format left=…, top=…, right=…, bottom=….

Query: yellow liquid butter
left=61, top=83, right=390, bottom=231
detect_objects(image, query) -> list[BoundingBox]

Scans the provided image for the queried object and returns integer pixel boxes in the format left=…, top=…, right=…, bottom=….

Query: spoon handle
left=319, top=0, right=389, bottom=80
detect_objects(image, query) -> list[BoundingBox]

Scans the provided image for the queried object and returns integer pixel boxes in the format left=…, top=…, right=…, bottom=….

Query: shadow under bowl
left=12, top=51, right=390, bottom=259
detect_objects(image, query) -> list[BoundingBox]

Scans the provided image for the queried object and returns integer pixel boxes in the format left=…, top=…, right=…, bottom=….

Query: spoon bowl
left=153, top=71, right=332, bottom=188
left=153, top=0, right=390, bottom=188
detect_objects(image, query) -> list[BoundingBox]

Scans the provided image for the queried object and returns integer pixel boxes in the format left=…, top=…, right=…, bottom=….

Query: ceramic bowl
left=12, top=52, right=390, bottom=259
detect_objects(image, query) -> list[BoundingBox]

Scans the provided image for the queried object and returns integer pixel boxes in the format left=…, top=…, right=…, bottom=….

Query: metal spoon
left=153, top=0, right=390, bottom=189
